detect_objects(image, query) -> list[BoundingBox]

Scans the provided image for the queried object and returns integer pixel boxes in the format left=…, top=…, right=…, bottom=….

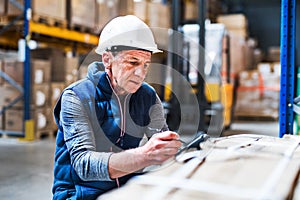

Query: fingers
left=153, top=131, right=179, bottom=141
left=150, top=147, right=180, bottom=163
left=143, top=131, right=182, bottom=164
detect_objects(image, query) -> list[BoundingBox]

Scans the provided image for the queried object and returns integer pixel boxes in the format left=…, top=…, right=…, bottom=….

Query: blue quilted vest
left=52, top=62, right=157, bottom=200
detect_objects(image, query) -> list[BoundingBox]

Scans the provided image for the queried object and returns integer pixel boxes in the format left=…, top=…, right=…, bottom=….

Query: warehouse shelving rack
left=168, top=0, right=297, bottom=137
left=0, top=0, right=98, bottom=139
left=279, top=0, right=296, bottom=137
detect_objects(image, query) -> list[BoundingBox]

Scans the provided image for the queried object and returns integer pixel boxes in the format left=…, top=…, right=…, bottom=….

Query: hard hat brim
left=95, top=45, right=163, bottom=55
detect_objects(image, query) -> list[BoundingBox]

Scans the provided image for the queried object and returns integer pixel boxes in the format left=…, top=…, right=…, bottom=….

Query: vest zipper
left=106, top=76, right=129, bottom=147
left=112, top=93, right=130, bottom=147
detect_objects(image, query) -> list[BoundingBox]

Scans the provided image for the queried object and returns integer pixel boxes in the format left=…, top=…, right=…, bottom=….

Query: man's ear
left=102, top=52, right=113, bottom=69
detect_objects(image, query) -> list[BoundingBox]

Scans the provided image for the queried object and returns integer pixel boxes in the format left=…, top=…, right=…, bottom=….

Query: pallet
left=36, top=129, right=57, bottom=140
left=32, top=14, right=67, bottom=28
left=0, top=15, right=23, bottom=26
left=234, top=113, right=279, bottom=121
left=69, top=23, right=96, bottom=34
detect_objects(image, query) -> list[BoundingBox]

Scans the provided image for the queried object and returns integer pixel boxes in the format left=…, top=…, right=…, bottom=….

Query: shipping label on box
left=34, top=107, right=55, bottom=131
left=51, top=82, right=65, bottom=108
left=31, top=59, right=51, bottom=84
left=32, top=83, right=50, bottom=107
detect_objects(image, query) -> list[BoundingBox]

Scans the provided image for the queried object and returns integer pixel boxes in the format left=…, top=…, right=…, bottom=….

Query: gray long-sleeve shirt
left=60, top=89, right=167, bottom=181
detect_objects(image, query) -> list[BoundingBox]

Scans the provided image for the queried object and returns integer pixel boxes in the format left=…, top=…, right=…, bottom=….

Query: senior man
left=52, top=15, right=181, bottom=200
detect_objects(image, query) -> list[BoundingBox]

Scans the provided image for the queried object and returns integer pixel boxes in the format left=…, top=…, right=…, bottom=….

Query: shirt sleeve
left=145, top=94, right=169, bottom=138
left=60, top=90, right=113, bottom=181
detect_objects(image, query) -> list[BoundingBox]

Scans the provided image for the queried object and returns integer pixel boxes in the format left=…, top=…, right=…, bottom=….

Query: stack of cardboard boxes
left=234, top=62, right=280, bottom=119
left=0, top=57, right=55, bottom=136
left=217, top=13, right=280, bottom=119
left=0, top=48, right=82, bottom=139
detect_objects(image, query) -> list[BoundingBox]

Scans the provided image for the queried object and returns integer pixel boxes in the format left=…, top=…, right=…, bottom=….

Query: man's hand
left=141, top=131, right=182, bottom=165
left=108, top=131, right=181, bottom=179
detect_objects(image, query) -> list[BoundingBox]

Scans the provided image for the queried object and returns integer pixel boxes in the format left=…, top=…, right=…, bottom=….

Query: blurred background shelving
left=0, top=0, right=298, bottom=139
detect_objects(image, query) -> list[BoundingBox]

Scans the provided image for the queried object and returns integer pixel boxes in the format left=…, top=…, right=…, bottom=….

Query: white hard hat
left=95, top=15, right=162, bottom=55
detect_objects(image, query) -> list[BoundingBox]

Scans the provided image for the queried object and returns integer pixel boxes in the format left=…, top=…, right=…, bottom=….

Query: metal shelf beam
left=279, top=0, right=296, bottom=137
left=29, top=22, right=98, bottom=45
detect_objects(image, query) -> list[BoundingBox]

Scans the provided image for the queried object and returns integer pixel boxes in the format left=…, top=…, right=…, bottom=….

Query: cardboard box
left=34, top=107, right=55, bottom=131
left=267, top=46, right=281, bottom=62
left=2, top=59, right=51, bottom=85
left=235, top=69, right=280, bottom=118
left=217, top=14, right=248, bottom=29
left=2, top=59, right=23, bottom=84
left=118, top=0, right=134, bottom=16
left=0, top=85, right=23, bottom=108
left=133, top=0, right=148, bottom=22
left=229, top=34, right=247, bottom=75
left=69, top=0, right=96, bottom=30
left=217, top=14, right=248, bottom=38
left=0, top=59, right=2, bottom=85
left=31, top=48, right=65, bottom=82
left=7, top=0, right=22, bottom=16
left=32, top=0, right=66, bottom=21
left=148, top=2, right=171, bottom=29
left=184, top=0, right=198, bottom=20
left=0, top=0, right=5, bottom=15
left=95, top=0, right=119, bottom=33
left=99, top=134, right=300, bottom=199
left=65, top=56, right=79, bottom=85
left=32, top=83, right=50, bottom=107
left=31, top=59, right=51, bottom=84
left=4, top=108, right=23, bottom=132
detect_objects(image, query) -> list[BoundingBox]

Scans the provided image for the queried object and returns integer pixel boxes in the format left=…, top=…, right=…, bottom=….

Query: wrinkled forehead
left=116, top=50, right=152, bottom=61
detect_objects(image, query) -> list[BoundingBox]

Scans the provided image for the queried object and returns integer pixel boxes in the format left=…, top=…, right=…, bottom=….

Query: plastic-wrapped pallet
left=98, top=134, right=300, bottom=200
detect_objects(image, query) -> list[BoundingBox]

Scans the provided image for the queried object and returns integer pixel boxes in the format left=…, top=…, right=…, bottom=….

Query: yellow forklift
left=164, top=0, right=234, bottom=137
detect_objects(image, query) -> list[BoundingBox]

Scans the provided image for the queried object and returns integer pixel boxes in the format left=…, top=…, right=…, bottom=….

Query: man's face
left=110, top=50, right=152, bottom=94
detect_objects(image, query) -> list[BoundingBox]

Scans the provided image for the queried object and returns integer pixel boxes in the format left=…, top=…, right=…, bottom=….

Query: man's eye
left=144, top=63, right=150, bottom=69
left=130, top=61, right=138, bottom=65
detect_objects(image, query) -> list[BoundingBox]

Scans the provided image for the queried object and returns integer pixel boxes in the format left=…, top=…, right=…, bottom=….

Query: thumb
left=155, top=131, right=179, bottom=141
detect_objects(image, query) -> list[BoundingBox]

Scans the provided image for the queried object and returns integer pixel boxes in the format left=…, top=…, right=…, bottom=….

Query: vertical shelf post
left=197, top=0, right=206, bottom=132
left=279, top=0, right=296, bottom=137
left=22, top=0, right=34, bottom=140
